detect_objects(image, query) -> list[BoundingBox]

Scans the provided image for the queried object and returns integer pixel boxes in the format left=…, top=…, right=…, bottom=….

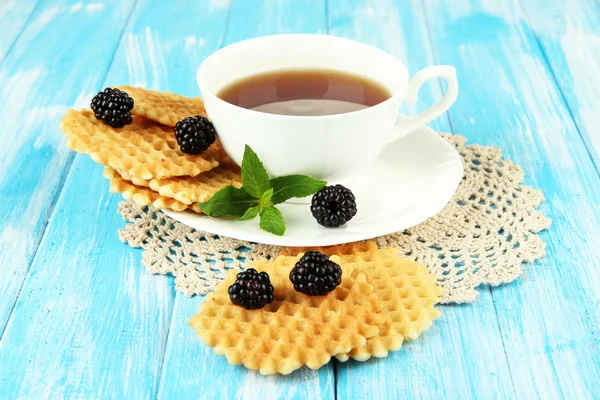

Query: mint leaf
left=259, top=206, right=286, bottom=236
left=259, top=188, right=274, bottom=209
left=200, top=145, right=327, bottom=236
left=270, top=175, right=327, bottom=204
left=239, top=206, right=260, bottom=221
left=199, top=186, right=258, bottom=217
left=241, top=145, right=270, bottom=198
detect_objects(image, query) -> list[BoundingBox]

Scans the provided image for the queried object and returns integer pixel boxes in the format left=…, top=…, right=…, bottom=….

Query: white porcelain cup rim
left=196, top=34, right=458, bottom=181
left=198, top=34, right=411, bottom=121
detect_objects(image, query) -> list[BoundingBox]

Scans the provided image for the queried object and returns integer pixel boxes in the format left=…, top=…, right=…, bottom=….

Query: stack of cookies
left=60, top=86, right=240, bottom=213
left=190, top=241, right=443, bottom=375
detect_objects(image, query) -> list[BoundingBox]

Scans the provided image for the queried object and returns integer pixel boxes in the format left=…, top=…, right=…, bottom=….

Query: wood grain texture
left=519, top=0, right=600, bottom=174
left=158, top=295, right=335, bottom=400
left=0, top=0, right=225, bottom=397
left=156, top=1, right=335, bottom=399
left=330, top=1, right=513, bottom=398
left=0, top=157, right=175, bottom=399
left=0, top=0, right=135, bottom=344
left=423, top=0, right=600, bottom=398
left=0, top=0, right=40, bottom=63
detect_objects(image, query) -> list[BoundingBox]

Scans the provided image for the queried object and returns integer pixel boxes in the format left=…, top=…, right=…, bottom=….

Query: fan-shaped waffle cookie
left=283, top=242, right=443, bottom=361
left=114, top=164, right=241, bottom=205
left=104, top=168, right=201, bottom=213
left=118, top=85, right=207, bottom=127
left=115, top=169, right=151, bottom=188
left=115, top=165, right=241, bottom=205
left=61, top=109, right=222, bottom=179
left=189, top=254, right=385, bottom=375
left=148, top=166, right=241, bottom=205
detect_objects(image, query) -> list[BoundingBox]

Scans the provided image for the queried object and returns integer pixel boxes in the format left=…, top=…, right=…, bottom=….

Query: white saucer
left=163, top=122, right=464, bottom=247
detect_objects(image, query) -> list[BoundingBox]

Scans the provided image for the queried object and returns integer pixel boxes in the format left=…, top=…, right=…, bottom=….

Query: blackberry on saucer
left=310, top=184, right=357, bottom=228
left=90, top=87, right=134, bottom=128
left=228, top=268, right=274, bottom=309
left=175, top=115, right=216, bottom=154
left=289, top=251, right=342, bottom=296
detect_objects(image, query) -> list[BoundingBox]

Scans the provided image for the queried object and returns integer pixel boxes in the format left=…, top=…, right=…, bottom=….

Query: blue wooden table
left=1, top=0, right=599, bottom=398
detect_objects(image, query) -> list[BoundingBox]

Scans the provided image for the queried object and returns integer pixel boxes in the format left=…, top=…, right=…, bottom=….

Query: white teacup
left=197, top=34, right=458, bottom=181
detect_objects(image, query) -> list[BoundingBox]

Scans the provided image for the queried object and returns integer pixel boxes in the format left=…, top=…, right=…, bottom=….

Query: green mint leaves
left=259, top=206, right=285, bottom=236
left=198, top=186, right=257, bottom=217
left=199, top=145, right=326, bottom=236
left=241, top=145, right=271, bottom=198
left=270, top=175, right=328, bottom=205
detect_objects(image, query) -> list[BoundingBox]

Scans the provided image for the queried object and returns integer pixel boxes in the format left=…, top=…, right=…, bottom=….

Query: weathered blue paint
left=423, top=0, right=600, bottom=398
left=0, top=0, right=40, bottom=63
left=520, top=0, right=600, bottom=174
left=0, top=0, right=136, bottom=345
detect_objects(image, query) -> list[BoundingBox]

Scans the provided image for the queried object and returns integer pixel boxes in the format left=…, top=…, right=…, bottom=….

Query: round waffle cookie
left=189, top=254, right=385, bottom=375
left=282, top=242, right=443, bottom=361
left=117, top=85, right=207, bottom=127
left=104, top=168, right=201, bottom=213
left=61, top=109, right=222, bottom=180
left=116, top=165, right=242, bottom=205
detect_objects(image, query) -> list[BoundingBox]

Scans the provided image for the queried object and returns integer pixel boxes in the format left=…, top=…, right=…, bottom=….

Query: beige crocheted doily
left=118, top=134, right=551, bottom=303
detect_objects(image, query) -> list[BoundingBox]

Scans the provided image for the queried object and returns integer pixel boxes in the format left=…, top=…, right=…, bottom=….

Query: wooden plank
left=0, top=0, right=135, bottom=341
left=330, top=1, right=515, bottom=398
left=156, top=1, right=336, bottom=399
left=104, top=0, right=228, bottom=95
left=0, top=0, right=40, bottom=63
left=224, top=0, right=327, bottom=39
left=158, top=296, right=335, bottom=400
left=519, top=0, right=600, bottom=173
left=423, top=0, right=600, bottom=398
left=0, top=0, right=215, bottom=398
left=337, top=299, right=517, bottom=399
left=0, top=157, right=175, bottom=399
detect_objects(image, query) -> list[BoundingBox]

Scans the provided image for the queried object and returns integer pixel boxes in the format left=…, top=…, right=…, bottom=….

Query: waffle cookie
left=283, top=242, right=443, bottom=361
left=61, top=109, right=222, bottom=179
left=115, top=169, right=151, bottom=188
left=114, top=164, right=241, bottom=205
left=115, top=165, right=241, bottom=205
left=189, top=254, right=385, bottom=375
left=104, top=168, right=201, bottom=213
left=118, top=85, right=207, bottom=127
left=148, top=166, right=241, bottom=205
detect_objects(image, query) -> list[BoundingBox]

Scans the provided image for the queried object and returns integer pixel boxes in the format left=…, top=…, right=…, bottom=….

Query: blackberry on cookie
left=90, top=87, right=134, bottom=128
left=228, top=268, right=274, bottom=309
left=175, top=115, right=217, bottom=154
left=289, top=251, right=342, bottom=296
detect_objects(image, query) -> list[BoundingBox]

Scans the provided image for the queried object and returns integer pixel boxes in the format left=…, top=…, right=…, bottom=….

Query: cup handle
left=390, top=65, right=458, bottom=141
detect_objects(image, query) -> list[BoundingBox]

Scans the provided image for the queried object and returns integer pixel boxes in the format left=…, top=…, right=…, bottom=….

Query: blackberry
left=310, top=184, right=357, bottom=228
left=90, top=88, right=134, bottom=128
left=174, top=115, right=216, bottom=154
left=228, top=268, right=274, bottom=309
left=289, top=251, right=342, bottom=296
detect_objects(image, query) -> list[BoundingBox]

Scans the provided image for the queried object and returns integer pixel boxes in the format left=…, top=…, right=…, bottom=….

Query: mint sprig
left=241, top=145, right=270, bottom=198
left=259, top=206, right=286, bottom=236
left=270, top=175, right=327, bottom=205
left=239, top=206, right=260, bottom=221
left=199, top=186, right=257, bottom=217
left=199, top=145, right=326, bottom=236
